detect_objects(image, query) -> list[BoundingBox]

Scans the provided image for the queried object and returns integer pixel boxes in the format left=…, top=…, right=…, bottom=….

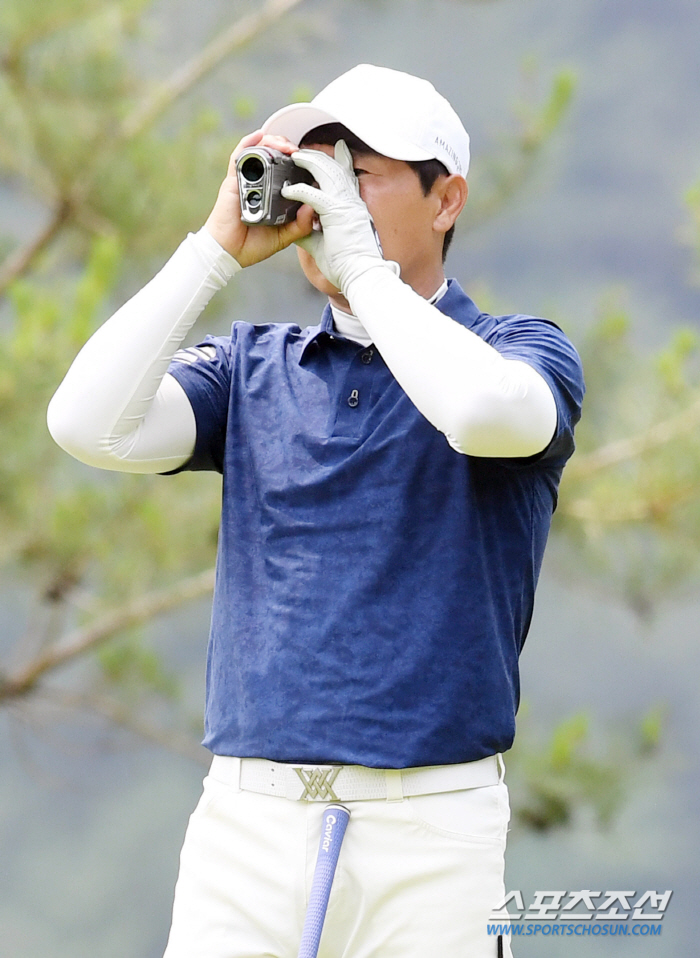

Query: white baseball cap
left=261, top=64, right=470, bottom=178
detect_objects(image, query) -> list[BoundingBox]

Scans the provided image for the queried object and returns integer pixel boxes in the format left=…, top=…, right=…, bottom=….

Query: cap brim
left=261, top=101, right=434, bottom=163
left=261, top=103, right=341, bottom=146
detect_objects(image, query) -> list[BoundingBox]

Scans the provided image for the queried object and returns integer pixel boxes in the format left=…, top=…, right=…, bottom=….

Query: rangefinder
left=236, top=147, right=314, bottom=226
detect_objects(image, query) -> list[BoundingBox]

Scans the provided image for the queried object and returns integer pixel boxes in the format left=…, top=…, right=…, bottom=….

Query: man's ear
left=434, top=175, right=468, bottom=235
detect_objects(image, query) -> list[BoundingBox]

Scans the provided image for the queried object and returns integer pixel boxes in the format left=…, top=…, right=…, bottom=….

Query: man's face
left=296, top=143, right=446, bottom=305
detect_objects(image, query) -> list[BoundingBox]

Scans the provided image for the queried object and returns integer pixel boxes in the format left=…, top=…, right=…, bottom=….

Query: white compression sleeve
left=47, top=229, right=240, bottom=473
left=346, top=266, right=558, bottom=458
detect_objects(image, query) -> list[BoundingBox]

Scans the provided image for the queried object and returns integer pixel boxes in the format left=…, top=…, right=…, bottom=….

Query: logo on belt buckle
left=294, top=766, right=341, bottom=801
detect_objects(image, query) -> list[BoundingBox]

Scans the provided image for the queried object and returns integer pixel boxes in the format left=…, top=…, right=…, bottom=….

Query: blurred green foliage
left=554, top=296, right=700, bottom=615
left=1, top=235, right=220, bottom=608
left=0, top=0, right=698, bottom=832
left=465, top=63, right=575, bottom=226
left=509, top=704, right=666, bottom=832
left=513, top=716, right=623, bottom=832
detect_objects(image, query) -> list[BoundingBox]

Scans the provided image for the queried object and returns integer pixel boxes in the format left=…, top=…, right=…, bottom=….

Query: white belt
left=209, top=754, right=503, bottom=802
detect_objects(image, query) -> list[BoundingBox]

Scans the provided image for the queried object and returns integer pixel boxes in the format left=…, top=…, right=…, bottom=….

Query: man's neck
left=329, top=268, right=447, bottom=315
left=330, top=277, right=449, bottom=347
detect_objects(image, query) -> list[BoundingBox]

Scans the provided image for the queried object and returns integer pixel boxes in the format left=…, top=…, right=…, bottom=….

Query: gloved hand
left=281, top=140, right=399, bottom=296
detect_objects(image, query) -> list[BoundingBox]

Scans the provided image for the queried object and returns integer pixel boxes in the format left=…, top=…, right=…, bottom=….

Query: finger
left=274, top=204, right=316, bottom=252
left=290, top=202, right=316, bottom=237
left=258, top=133, right=299, bottom=155
left=333, top=139, right=354, bottom=175
left=228, top=132, right=300, bottom=180
left=290, top=149, right=349, bottom=194
left=333, top=140, right=359, bottom=195
left=281, top=181, right=335, bottom=215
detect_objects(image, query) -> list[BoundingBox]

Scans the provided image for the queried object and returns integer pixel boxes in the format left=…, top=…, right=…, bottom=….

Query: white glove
left=281, top=140, right=399, bottom=295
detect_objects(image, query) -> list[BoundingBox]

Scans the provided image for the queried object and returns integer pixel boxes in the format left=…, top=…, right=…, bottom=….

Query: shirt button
left=361, top=348, right=374, bottom=364
left=347, top=389, right=359, bottom=408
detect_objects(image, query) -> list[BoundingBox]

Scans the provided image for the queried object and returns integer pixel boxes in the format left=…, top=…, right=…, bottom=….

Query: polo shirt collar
left=299, top=304, right=337, bottom=362
left=435, top=279, right=484, bottom=329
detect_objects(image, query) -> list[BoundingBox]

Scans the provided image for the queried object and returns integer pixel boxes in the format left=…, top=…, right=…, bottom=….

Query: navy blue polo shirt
left=167, top=279, right=584, bottom=768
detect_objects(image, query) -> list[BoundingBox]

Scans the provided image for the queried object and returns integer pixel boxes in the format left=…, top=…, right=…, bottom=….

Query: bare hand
left=204, top=131, right=315, bottom=268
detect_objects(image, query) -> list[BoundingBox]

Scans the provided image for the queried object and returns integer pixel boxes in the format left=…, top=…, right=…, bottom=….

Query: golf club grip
left=297, top=804, right=351, bottom=958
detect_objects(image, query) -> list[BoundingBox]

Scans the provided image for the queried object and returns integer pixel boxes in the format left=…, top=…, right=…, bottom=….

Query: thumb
left=275, top=203, right=315, bottom=249
left=333, top=139, right=355, bottom=180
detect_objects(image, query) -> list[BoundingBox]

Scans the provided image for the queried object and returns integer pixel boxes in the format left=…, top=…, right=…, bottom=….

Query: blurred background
left=1, top=0, right=699, bottom=955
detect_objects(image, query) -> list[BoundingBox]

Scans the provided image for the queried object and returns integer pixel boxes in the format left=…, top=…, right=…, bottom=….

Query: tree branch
left=0, top=197, right=73, bottom=297
left=120, top=0, right=307, bottom=141
left=0, top=567, right=215, bottom=702
left=563, top=483, right=696, bottom=527
left=566, top=394, right=700, bottom=480
left=41, top=688, right=210, bottom=766
left=0, top=0, right=307, bottom=296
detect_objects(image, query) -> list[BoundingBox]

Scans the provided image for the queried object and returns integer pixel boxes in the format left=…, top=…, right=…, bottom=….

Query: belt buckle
left=293, top=765, right=342, bottom=801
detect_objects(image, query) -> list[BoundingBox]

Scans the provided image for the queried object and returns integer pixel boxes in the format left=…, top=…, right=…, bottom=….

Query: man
left=48, top=64, right=584, bottom=957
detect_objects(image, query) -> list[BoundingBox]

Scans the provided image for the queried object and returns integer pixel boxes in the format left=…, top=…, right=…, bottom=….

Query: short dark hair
left=299, top=122, right=455, bottom=262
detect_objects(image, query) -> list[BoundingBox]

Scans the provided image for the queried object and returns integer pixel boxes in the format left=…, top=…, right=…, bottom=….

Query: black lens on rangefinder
left=236, top=147, right=314, bottom=226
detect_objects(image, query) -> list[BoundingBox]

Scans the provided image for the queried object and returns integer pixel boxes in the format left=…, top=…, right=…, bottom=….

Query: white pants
left=163, top=760, right=513, bottom=958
